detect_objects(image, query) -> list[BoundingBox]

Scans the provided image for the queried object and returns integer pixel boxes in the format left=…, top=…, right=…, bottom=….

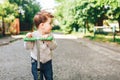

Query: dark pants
left=31, top=58, right=53, bottom=80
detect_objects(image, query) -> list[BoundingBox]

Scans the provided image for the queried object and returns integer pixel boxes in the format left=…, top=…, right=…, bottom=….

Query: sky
left=36, top=0, right=56, bottom=9
left=0, top=0, right=4, bottom=3
left=0, top=0, right=56, bottom=9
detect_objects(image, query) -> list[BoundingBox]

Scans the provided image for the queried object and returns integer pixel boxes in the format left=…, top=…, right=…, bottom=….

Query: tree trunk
left=2, top=16, right=5, bottom=36
left=118, top=20, right=120, bottom=32
left=84, top=21, right=86, bottom=34
left=97, top=18, right=103, bottom=26
left=86, top=20, right=89, bottom=31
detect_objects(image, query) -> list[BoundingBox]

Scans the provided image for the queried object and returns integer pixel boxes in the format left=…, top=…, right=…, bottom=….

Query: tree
left=55, top=0, right=120, bottom=33
left=9, top=0, right=41, bottom=30
left=55, top=0, right=78, bottom=33
left=0, top=1, right=18, bottom=36
left=106, top=0, right=120, bottom=31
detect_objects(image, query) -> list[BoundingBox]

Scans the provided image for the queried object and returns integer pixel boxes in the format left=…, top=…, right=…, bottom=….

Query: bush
left=52, top=25, right=60, bottom=30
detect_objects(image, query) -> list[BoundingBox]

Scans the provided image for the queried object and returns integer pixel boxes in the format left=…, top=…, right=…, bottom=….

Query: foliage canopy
left=55, top=0, right=120, bottom=33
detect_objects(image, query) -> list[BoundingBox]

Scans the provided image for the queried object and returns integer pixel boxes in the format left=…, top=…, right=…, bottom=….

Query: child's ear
left=40, top=23, right=44, bottom=26
left=39, top=23, right=44, bottom=29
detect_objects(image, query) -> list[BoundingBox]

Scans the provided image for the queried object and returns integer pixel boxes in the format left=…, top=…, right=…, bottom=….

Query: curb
left=0, top=37, right=23, bottom=46
left=0, top=42, right=9, bottom=46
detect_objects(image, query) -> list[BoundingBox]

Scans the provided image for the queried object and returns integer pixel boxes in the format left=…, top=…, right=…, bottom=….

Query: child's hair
left=33, top=10, right=54, bottom=28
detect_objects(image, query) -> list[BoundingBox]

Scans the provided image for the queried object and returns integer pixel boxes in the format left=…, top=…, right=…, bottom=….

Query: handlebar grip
left=24, top=36, right=53, bottom=42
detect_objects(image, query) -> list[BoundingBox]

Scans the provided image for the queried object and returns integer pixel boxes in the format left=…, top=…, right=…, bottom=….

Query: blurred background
left=0, top=1, right=120, bottom=80
left=0, top=0, right=120, bottom=43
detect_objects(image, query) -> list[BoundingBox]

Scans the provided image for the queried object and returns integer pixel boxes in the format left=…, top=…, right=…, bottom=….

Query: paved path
left=0, top=34, right=120, bottom=80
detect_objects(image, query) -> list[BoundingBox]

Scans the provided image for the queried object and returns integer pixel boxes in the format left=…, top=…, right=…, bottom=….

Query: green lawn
left=84, top=33, right=120, bottom=44
left=70, top=32, right=120, bottom=44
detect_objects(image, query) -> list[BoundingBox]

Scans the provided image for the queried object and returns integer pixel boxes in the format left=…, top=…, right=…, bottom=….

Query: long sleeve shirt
left=24, top=31, right=57, bottom=63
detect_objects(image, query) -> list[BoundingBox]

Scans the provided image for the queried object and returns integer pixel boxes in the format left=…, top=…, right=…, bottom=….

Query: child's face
left=40, top=18, right=53, bottom=34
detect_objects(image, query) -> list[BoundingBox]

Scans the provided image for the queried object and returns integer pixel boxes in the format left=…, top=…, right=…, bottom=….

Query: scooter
left=24, top=36, right=53, bottom=80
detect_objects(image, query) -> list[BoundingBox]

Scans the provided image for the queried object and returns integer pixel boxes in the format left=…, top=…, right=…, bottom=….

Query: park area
left=0, top=0, right=120, bottom=80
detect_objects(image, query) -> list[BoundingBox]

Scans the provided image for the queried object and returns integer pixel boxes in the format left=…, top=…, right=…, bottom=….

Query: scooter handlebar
left=24, top=36, right=53, bottom=42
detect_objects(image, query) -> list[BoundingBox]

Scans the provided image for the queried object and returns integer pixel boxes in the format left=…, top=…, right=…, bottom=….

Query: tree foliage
left=9, top=0, right=41, bottom=24
left=0, top=1, right=19, bottom=36
left=0, top=1, right=18, bottom=22
left=55, top=0, right=120, bottom=33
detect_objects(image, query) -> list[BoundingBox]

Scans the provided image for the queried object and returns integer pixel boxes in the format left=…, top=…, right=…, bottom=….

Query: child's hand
left=45, top=41, right=52, bottom=45
left=42, top=34, right=49, bottom=38
left=26, top=32, right=32, bottom=38
left=42, top=34, right=52, bottom=45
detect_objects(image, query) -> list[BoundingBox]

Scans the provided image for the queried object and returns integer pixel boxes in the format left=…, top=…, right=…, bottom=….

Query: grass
left=84, top=33, right=120, bottom=44
left=0, top=31, right=28, bottom=39
left=20, top=31, right=28, bottom=35
left=1, top=29, right=119, bottom=44
left=0, top=35, right=3, bottom=38
left=0, top=33, right=11, bottom=39
left=68, top=31, right=120, bottom=44
left=52, top=29, right=64, bottom=33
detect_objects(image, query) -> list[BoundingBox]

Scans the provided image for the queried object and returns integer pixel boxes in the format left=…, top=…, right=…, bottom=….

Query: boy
left=24, top=11, right=57, bottom=80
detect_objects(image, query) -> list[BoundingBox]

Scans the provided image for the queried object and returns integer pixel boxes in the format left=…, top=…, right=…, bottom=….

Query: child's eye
left=49, top=22, right=53, bottom=25
left=50, top=22, right=52, bottom=24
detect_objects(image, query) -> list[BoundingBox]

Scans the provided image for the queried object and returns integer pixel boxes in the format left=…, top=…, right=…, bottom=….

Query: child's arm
left=47, top=39, right=57, bottom=50
left=45, top=35, right=57, bottom=50
left=24, top=32, right=34, bottom=50
left=24, top=42, right=34, bottom=50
